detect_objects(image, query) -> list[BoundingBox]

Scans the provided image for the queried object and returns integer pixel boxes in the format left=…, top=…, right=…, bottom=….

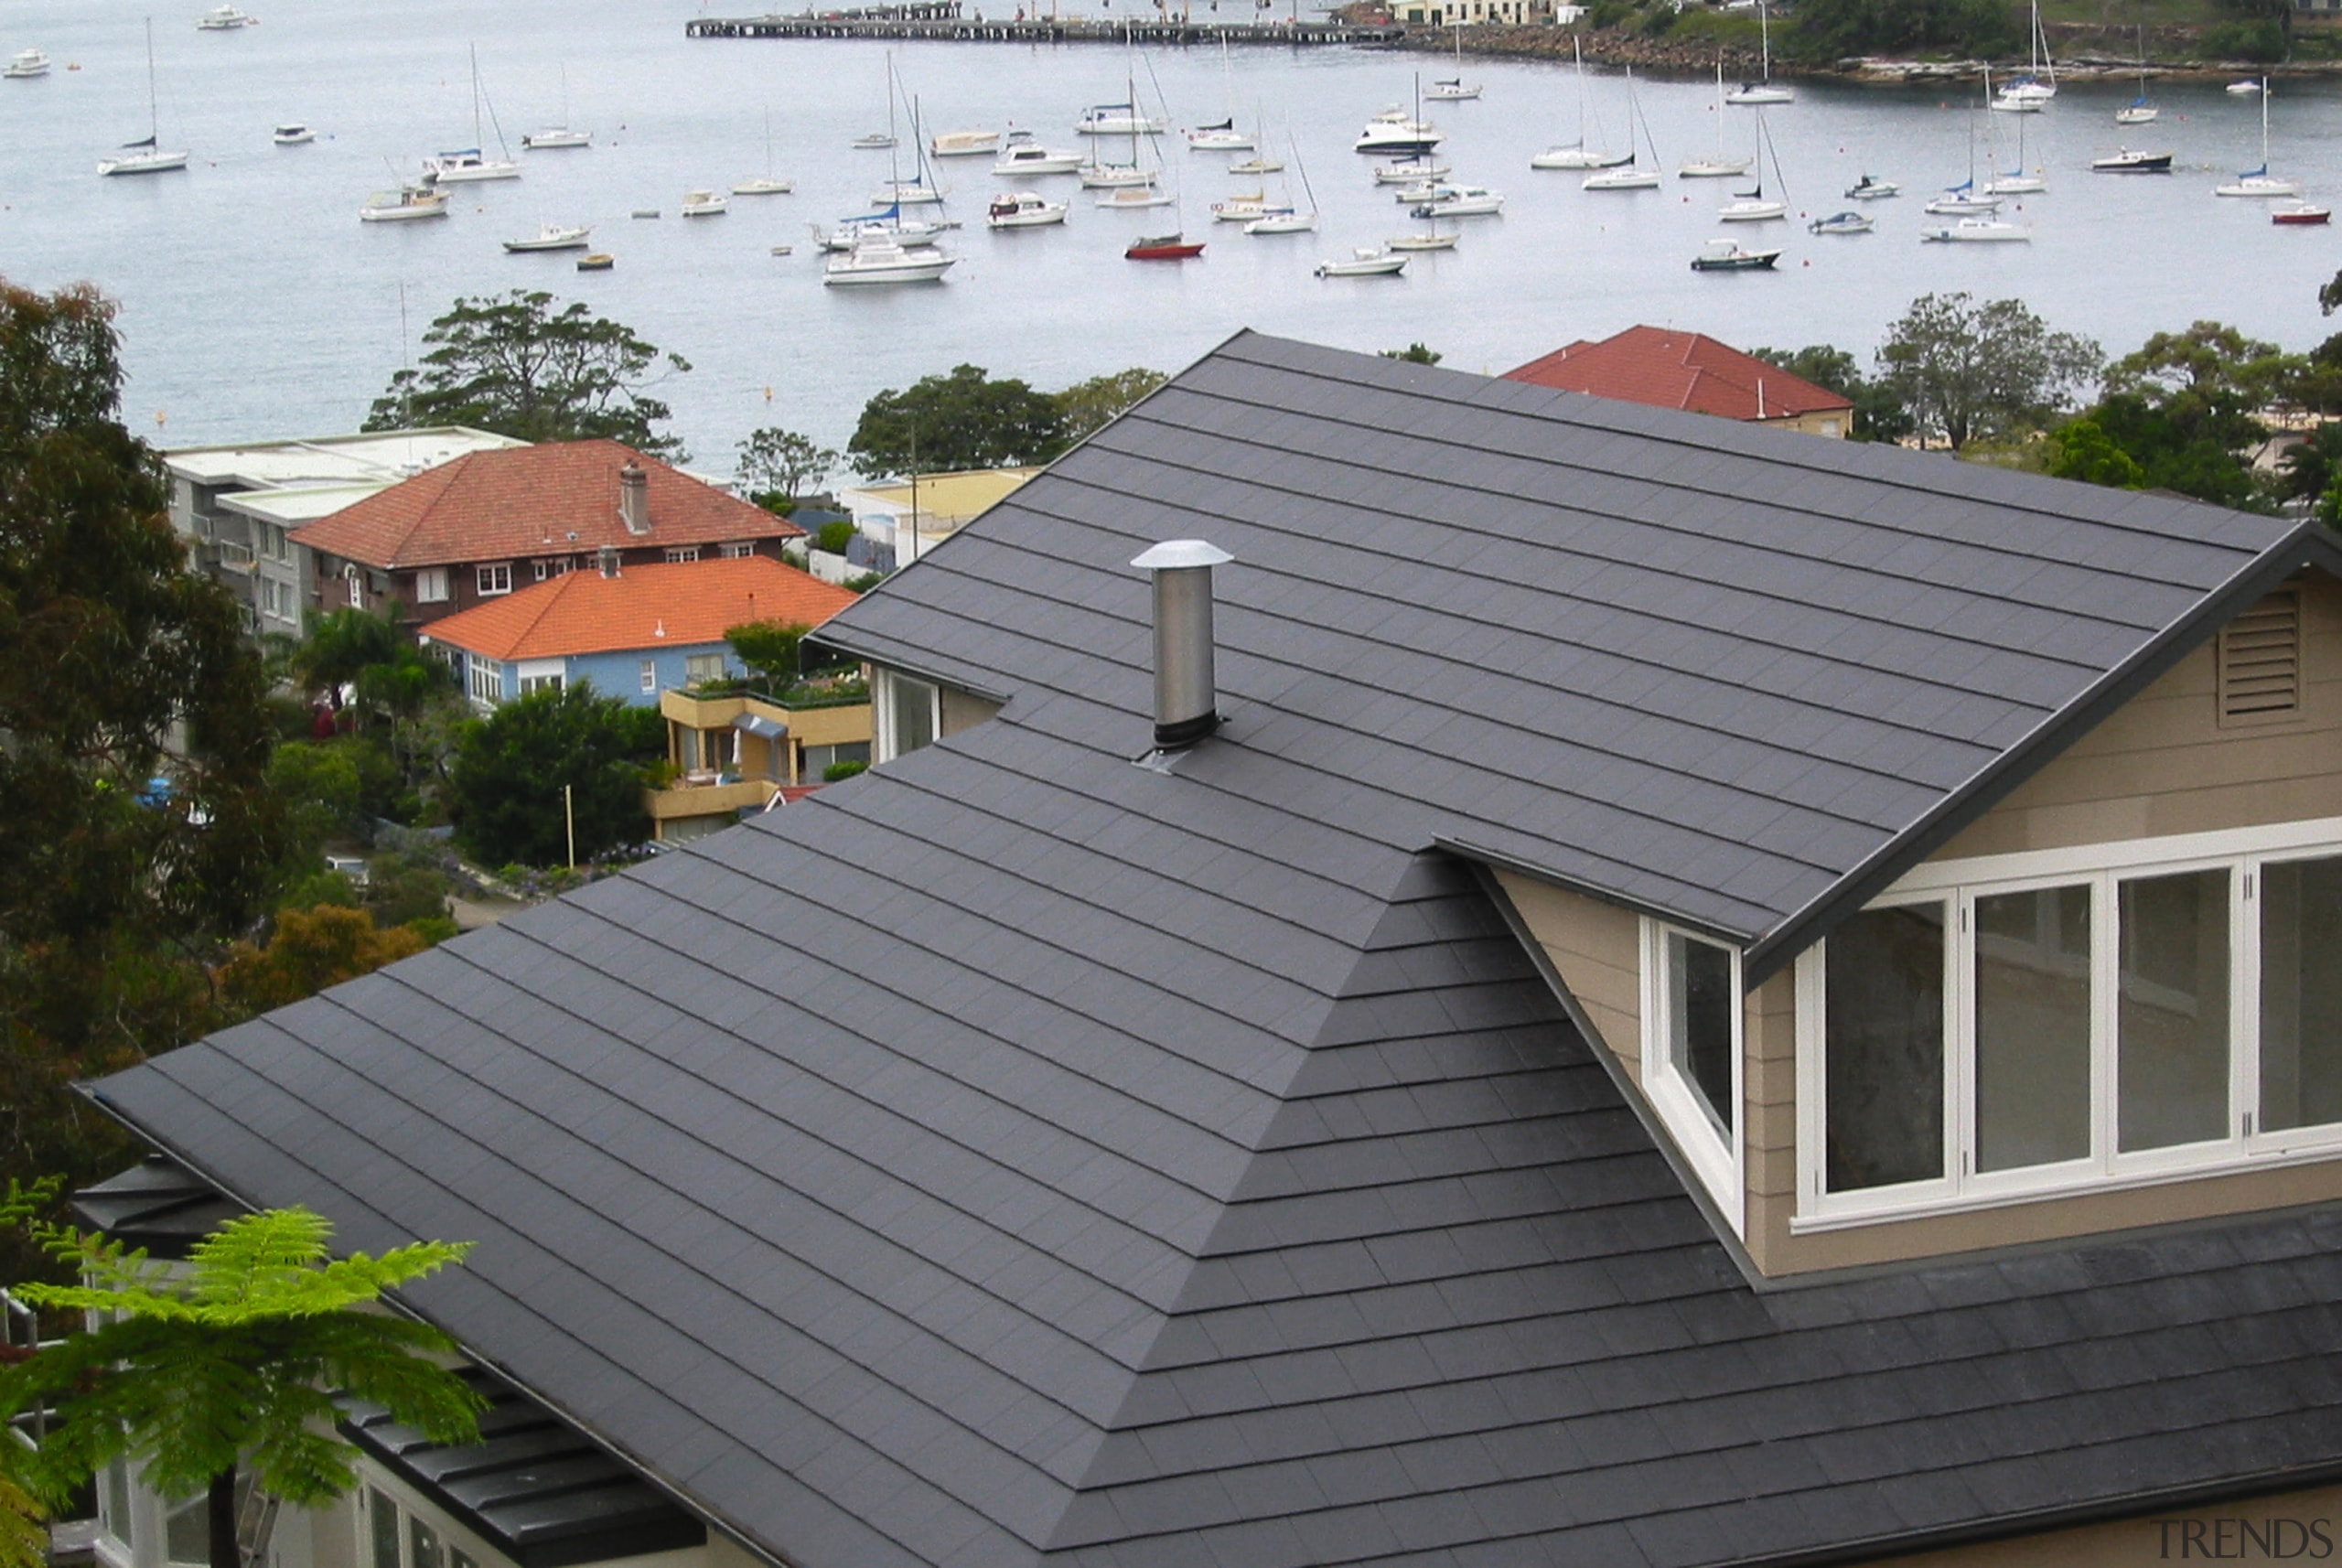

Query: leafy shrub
left=815, top=520, right=855, bottom=555
left=823, top=760, right=870, bottom=782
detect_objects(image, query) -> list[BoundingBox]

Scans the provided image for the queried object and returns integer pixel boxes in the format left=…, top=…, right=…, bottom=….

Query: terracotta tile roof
left=1504, top=325, right=1853, bottom=422
left=418, top=555, right=860, bottom=663
left=288, top=440, right=800, bottom=569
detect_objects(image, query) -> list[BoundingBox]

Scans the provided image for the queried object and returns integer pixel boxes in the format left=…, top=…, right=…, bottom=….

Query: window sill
left=1790, top=1134, right=2342, bottom=1234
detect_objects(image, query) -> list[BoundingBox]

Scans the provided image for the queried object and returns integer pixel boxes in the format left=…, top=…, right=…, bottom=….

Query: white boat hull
left=504, top=226, right=590, bottom=251
left=1079, top=165, right=1153, bottom=188
left=1531, top=146, right=1628, bottom=170
left=1387, top=231, right=1458, bottom=251
left=360, top=200, right=446, bottom=222
left=994, top=150, right=1082, bottom=176
left=987, top=195, right=1067, bottom=228
left=2115, top=105, right=2159, bottom=124
left=427, top=159, right=520, bottom=183
left=523, top=129, right=590, bottom=149
left=824, top=250, right=956, bottom=285
left=732, top=178, right=793, bottom=195
left=1316, top=252, right=1407, bottom=276
left=1725, top=85, right=1792, bottom=105
left=2216, top=175, right=2301, bottom=198
left=1098, top=189, right=1175, bottom=209
left=1718, top=199, right=1787, bottom=221
left=1583, top=168, right=1659, bottom=190
left=99, top=150, right=189, bottom=176
left=1923, top=220, right=2029, bottom=241
left=870, top=184, right=943, bottom=206
left=1982, top=175, right=2045, bottom=194
left=1413, top=194, right=1503, bottom=217
left=1244, top=212, right=1317, bottom=233
left=1678, top=160, right=1751, bottom=178
left=1376, top=161, right=1451, bottom=182
left=1186, top=131, right=1253, bottom=151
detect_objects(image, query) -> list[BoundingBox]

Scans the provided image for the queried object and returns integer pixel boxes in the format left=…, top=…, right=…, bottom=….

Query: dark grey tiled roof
left=344, top=1367, right=705, bottom=1568
left=817, top=331, right=2326, bottom=972
left=89, top=336, right=2342, bottom=1567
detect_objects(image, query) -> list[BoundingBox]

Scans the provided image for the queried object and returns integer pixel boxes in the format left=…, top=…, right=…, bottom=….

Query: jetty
left=687, top=4, right=1402, bottom=47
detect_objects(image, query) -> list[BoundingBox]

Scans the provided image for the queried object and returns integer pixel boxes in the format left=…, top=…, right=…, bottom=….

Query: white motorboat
left=1387, top=228, right=1459, bottom=251
left=2227, top=78, right=2262, bottom=95
left=2091, top=148, right=2171, bottom=173
left=1076, top=102, right=1164, bottom=135
left=986, top=190, right=1067, bottom=228
left=1229, top=155, right=1284, bottom=175
left=1681, top=62, right=1751, bottom=177
left=1375, top=159, right=1451, bottom=183
left=1534, top=39, right=1627, bottom=169
left=994, top=141, right=1082, bottom=177
left=822, top=235, right=955, bottom=285
left=1411, top=184, right=1504, bottom=218
left=502, top=222, right=590, bottom=252
left=424, top=147, right=519, bottom=183
left=1213, top=190, right=1271, bottom=221
left=99, top=22, right=188, bottom=177
left=1097, top=186, right=1175, bottom=209
left=1354, top=107, right=1443, bottom=157
left=1724, top=0, right=1792, bottom=103
left=196, top=5, right=257, bottom=28
left=1689, top=238, right=1781, bottom=270
left=1391, top=179, right=1445, bottom=203
left=854, top=132, right=897, bottom=149
left=2216, top=81, right=2298, bottom=197
left=1922, top=217, right=2030, bottom=241
left=1244, top=209, right=1318, bottom=234
left=359, top=183, right=447, bottom=222
left=1316, top=245, right=1408, bottom=276
left=1845, top=173, right=1899, bottom=199
left=272, top=122, right=312, bottom=145
left=680, top=188, right=728, bottom=217
left=1808, top=209, right=1874, bottom=234
left=1185, top=119, right=1253, bottom=151
left=930, top=128, right=1000, bottom=158
left=423, top=47, right=518, bottom=182
left=5, top=48, right=50, bottom=79
left=869, top=178, right=943, bottom=206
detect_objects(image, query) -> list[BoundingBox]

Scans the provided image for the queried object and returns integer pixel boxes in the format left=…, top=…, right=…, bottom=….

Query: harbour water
left=2, top=0, right=2337, bottom=465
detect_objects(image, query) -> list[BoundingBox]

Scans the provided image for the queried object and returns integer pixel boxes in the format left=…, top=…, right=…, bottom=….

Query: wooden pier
left=686, top=10, right=1404, bottom=47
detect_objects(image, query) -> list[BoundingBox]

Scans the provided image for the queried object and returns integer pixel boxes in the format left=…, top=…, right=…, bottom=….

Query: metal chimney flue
left=1131, top=539, right=1235, bottom=751
left=618, top=460, right=651, bottom=535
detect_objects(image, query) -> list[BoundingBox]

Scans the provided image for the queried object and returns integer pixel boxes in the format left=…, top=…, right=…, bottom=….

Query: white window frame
left=639, top=659, right=658, bottom=693
left=476, top=564, right=513, bottom=597
left=346, top=563, right=365, bottom=608
left=467, top=658, right=503, bottom=707
left=872, top=669, right=940, bottom=764
left=665, top=545, right=701, bottom=564
left=1795, top=814, right=2342, bottom=1232
left=720, top=541, right=755, bottom=559
left=414, top=567, right=449, bottom=605
left=1639, top=918, right=1745, bottom=1234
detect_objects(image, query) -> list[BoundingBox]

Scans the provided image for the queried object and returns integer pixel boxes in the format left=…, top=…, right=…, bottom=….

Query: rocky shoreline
left=1378, top=22, right=2339, bottom=85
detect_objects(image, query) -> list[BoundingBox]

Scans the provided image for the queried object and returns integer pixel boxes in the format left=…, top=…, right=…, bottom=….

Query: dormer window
left=1641, top=920, right=1743, bottom=1230
left=1796, top=819, right=2342, bottom=1230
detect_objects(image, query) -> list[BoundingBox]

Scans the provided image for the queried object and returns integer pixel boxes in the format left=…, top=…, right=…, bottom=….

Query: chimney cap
left=1132, top=539, right=1233, bottom=572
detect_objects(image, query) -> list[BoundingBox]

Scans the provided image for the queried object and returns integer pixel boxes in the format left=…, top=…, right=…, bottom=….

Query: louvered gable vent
left=2218, top=588, right=2303, bottom=724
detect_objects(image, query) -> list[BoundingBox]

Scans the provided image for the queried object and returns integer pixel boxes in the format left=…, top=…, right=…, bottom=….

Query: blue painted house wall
left=454, top=641, right=744, bottom=708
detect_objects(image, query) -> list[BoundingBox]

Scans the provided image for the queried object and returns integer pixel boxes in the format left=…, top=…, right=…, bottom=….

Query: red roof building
left=290, top=440, right=805, bottom=630
left=418, top=554, right=859, bottom=669
left=1505, top=327, right=1855, bottom=437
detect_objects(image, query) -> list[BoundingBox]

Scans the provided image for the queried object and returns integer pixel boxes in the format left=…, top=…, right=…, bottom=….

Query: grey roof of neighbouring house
left=88, top=333, right=2342, bottom=1568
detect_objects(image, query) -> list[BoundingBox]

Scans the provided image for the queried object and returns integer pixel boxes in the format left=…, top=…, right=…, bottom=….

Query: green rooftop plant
left=0, top=1181, right=481, bottom=1568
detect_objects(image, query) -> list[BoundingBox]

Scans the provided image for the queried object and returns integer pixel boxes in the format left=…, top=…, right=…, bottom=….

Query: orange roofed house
left=290, top=439, right=805, bottom=628
left=1506, top=324, right=1855, bottom=437
left=418, top=554, right=871, bottom=838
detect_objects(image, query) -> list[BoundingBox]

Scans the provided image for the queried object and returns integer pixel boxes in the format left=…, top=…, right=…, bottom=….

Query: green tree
left=0, top=281, right=291, bottom=1204
left=1380, top=343, right=1443, bottom=365
left=727, top=618, right=811, bottom=691
left=1786, top=0, right=2016, bottom=59
left=0, top=1190, right=479, bottom=1568
left=2076, top=322, right=2293, bottom=508
left=736, top=427, right=838, bottom=510
left=214, top=904, right=430, bottom=1018
left=1054, top=368, right=1167, bottom=446
left=450, top=683, right=662, bottom=866
left=1750, top=342, right=1916, bottom=443
left=2046, top=416, right=2148, bottom=489
left=847, top=364, right=1068, bottom=478
left=362, top=291, right=691, bottom=458
left=1875, top=292, right=2102, bottom=452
